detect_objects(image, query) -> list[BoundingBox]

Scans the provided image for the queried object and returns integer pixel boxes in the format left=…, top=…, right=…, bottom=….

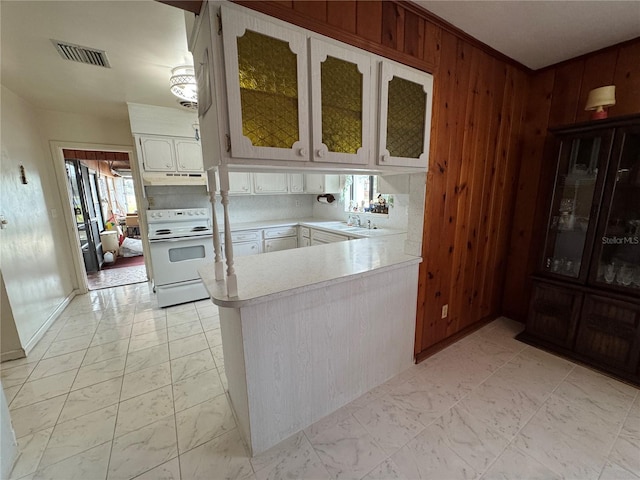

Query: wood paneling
left=503, top=37, right=640, bottom=322
left=612, top=41, right=640, bottom=117
left=547, top=61, right=585, bottom=128
left=236, top=0, right=527, bottom=357
left=292, top=0, right=326, bottom=22
left=355, top=1, right=382, bottom=44
left=327, top=1, right=356, bottom=33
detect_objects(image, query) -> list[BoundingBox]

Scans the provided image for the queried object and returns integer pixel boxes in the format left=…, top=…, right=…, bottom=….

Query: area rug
left=87, top=264, right=148, bottom=290
left=102, top=254, right=145, bottom=270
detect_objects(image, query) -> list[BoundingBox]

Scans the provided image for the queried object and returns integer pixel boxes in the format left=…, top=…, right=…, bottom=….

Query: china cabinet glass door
left=590, top=126, right=640, bottom=291
left=222, top=6, right=309, bottom=161
left=541, top=131, right=612, bottom=281
left=310, top=39, right=371, bottom=164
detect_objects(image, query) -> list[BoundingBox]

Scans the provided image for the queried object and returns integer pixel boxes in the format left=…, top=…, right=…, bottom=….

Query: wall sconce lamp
left=169, top=66, right=198, bottom=102
left=585, top=85, right=616, bottom=120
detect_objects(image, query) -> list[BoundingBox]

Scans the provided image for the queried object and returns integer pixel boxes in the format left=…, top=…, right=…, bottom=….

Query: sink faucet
left=353, top=215, right=361, bottom=227
left=367, top=219, right=371, bottom=229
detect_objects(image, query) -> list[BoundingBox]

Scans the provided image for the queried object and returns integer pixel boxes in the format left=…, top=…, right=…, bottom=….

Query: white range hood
left=141, top=171, right=208, bottom=187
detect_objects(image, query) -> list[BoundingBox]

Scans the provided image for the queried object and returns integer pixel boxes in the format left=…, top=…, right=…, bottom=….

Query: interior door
left=66, top=160, right=103, bottom=272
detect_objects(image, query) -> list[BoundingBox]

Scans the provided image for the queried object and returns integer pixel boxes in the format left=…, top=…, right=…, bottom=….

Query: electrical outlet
left=295, top=200, right=301, bottom=207
left=441, top=304, right=448, bottom=319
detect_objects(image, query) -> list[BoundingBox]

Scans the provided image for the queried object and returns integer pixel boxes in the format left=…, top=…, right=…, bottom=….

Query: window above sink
left=343, top=175, right=392, bottom=214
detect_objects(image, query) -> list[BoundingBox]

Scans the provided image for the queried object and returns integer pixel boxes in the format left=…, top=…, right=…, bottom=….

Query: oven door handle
left=150, top=235, right=213, bottom=243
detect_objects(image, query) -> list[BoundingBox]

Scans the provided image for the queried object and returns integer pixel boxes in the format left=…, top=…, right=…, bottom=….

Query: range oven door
left=149, top=235, right=213, bottom=286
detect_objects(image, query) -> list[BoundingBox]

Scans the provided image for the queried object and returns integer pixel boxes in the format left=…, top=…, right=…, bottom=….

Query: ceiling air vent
left=177, top=100, right=198, bottom=111
left=51, top=40, right=111, bottom=68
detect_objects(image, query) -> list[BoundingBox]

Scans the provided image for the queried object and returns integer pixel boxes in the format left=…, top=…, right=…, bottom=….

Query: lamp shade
left=585, top=85, right=616, bottom=111
left=169, top=66, right=198, bottom=102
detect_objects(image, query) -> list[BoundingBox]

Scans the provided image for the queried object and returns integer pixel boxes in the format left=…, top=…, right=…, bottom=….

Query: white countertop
left=218, top=218, right=406, bottom=238
left=199, top=234, right=421, bottom=308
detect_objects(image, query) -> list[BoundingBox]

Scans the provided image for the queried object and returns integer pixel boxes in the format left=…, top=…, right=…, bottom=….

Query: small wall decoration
left=19, top=165, right=28, bottom=184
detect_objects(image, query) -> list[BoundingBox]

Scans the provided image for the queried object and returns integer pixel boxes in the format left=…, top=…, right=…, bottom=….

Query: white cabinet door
left=299, top=237, right=311, bottom=247
left=378, top=61, right=433, bottom=169
left=228, top=172, right=252, bottom=195
left=175, top=139, right=204, bottom=172
left=221, top=5, right=310, bottom=162
left=289, top=174, right=304, bottom=193
left=310, top=39, right=371, bottom=165
left=234, top=240, right=262, bottom=257
left=264, top=237, right=297, bottom=252
left=140, top=136, right=175, bottom=172
left=310, top=229, right=349, bottom=244
left=304, top=174, right=341, bottom=193
left=253, top=173, right=288, bottom=194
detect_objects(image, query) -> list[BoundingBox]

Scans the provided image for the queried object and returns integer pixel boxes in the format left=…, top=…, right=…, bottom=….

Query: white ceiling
left=1, top=0, right=193, bottom=122
left=415, top=1, right=640, bottom=70
left=1, top=1, right=638, bottom=124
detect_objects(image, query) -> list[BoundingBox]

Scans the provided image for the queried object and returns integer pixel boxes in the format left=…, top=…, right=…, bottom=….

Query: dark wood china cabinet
left=517, top=114, right=640, bottom=385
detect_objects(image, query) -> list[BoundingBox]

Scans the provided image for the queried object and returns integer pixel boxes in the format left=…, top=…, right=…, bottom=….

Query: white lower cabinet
left=221, top=229, right=263, bottom=258
left=264, top=237, right=298, bottom=252
left=310, top=229, right=349, bottom=244
left=263, top=226, right=297, bottom=252
left=233, top=240, right=262, bottom=256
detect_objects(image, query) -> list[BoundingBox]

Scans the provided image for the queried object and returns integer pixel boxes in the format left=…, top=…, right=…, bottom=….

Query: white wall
left=0, top=85, right=76, bottom=350
left=0, top=271, right=23, bottom=361
left=0, top=382, right=18, bottom=479
left=38, top=109, right=133, bottom=146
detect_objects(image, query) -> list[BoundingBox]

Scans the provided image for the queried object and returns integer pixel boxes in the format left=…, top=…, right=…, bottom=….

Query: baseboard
left=415, top=314, right=498, bottom=364
left=23, top=290, right=77, bottom=355
left=0, top=348, right=26, bottom=363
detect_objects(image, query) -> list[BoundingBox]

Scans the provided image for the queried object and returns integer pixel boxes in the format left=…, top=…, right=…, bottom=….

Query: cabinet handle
left=317, top=149, right=325, bottom=158
left=166, top=164, right=173, bottom=168
left=298, top=148, right=307, bottom=157
left=257, top=186, right=262, bottom=191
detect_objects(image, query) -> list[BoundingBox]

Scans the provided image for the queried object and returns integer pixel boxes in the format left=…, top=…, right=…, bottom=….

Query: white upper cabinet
left=378, top=61, right=433, bottom=169
left=140, top=137, right=175, bottom=172
left=310, top=39, right=371, bottom=165
left=174, top=139, right=204, bottom=172
left=222, top=5, right=310, bottom=162
left=304, top=174, right=341, bottom=193
left=139, top=136, right=204, bottom=173
left=253, top=173, right=289, bottom=194
left=289, top=173, right=304, bottom=193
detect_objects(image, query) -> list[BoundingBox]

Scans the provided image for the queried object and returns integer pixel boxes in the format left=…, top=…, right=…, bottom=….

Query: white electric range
left=147, top=208, right=214, bottom=308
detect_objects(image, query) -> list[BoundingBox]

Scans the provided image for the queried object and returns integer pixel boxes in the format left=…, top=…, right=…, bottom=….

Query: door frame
left=50, top=141, right=147, bottom=293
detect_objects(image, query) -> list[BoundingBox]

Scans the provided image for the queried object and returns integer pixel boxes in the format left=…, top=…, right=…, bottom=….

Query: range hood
left=142, top=171, right=208, bottom=187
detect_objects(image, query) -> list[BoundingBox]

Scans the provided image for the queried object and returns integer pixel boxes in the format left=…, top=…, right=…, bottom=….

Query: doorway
left=62, top=149, right=148, bottom=290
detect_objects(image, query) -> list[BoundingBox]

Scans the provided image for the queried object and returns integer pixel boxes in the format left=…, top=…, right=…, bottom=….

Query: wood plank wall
left=237, top=0, right=529, bottom=359
left=502, top=38, right=640, bottom=321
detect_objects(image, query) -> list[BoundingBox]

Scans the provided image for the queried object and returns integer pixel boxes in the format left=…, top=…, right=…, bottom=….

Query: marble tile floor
left=1, top=282, right=639, bottom=480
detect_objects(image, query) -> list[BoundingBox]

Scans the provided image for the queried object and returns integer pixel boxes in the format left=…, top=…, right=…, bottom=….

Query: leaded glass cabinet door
left=590, top=125, right=640, bottom=293
left=221, top=6, right=309, bottom=162
left=310, top=39, right=371, bottom=165
left=540, top=131, right=612, bottom=282
left=378, top=61, right=433, bottom=169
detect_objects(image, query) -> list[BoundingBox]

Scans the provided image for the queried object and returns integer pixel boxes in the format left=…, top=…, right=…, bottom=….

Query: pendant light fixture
left=169, top=65, right=198, bottom=102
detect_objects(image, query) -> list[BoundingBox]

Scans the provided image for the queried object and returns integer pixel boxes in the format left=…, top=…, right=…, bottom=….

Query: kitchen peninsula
left=199, top=234, right=421, bottom=455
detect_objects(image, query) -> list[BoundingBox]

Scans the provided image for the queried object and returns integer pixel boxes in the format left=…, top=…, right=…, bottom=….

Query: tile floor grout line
left=30, top=302, right=110, bottom=477
left=602, top=388, right=639, bottom=465
left=104, top=297, right=139, bottom=480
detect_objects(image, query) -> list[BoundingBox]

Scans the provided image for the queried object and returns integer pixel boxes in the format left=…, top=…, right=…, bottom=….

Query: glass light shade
left=585, top=85, right=616, bottom=111
left=170, top=66, right=198, bottom=102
